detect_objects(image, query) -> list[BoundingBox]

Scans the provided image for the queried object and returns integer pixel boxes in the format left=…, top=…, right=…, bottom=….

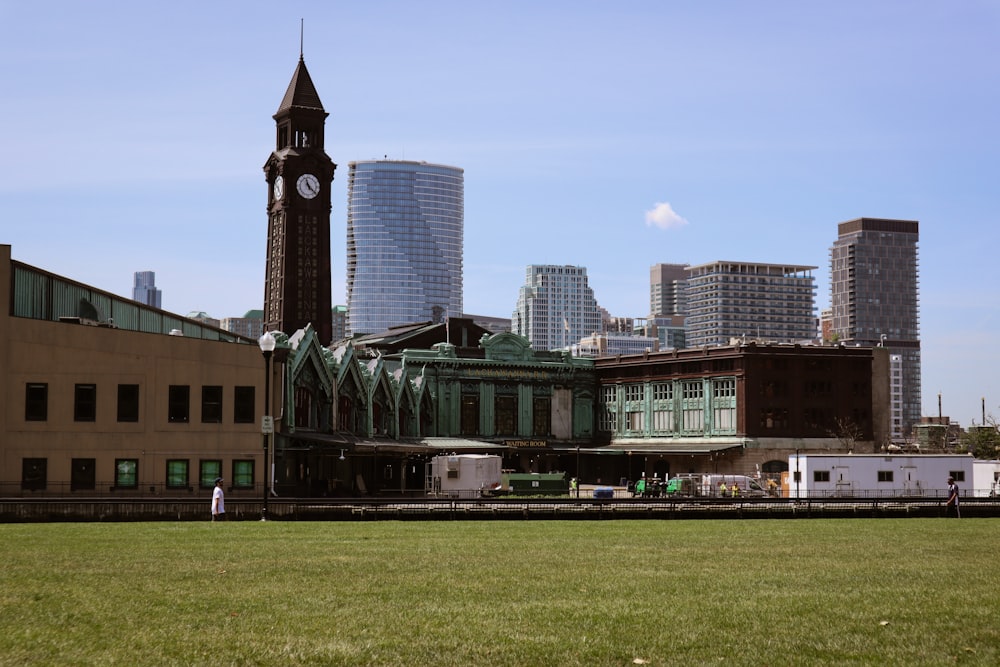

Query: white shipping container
left=787, top=454, right=974, bottom=498
left=426, top=454, right=503, bottom=498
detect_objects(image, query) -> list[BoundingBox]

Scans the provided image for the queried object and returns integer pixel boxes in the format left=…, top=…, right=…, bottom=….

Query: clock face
left=296, top=173, right=320, bottom=199
left=273, top=176, right=284, bottom=199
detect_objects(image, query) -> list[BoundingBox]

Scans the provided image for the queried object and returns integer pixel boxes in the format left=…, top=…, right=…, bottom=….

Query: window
left=232, top=460, right=255, bottom=489
left=22, top=458, right=47, bottom=491
left=681, top=381, right=705, bottom=433
left=532, top=396, right=551, bottom=437
left=712, top=379, right=737, bottom=433
left=495, top=395, right=517, bottom=435
left=877, top=470, right=893, bottom=483
left=599, top=385, right=618, bottom=432
left=114, top=459, right=138, bottom=489
left=74, top=383, right=97, bottom=422
left=652, top=382, right=674, bottom=433
left=949, top=471, right=966, bottom=483
left=25, top=383, right=48, bottom=421
left=461, top=395, right=479, bottom=436
left=200, top=460, right=222, bottom=488
left=168, top=385, right=190, bottom=423
left=166, top=460, right=190, bottom=489
left=814, top=470, right=830, bottom=483
left=234, top=386, right=255, bottom=423
left=201, top=386, right=223, bottom=424
left=71, top=458, right=96, bottom=491
left=117, top=384, right=140, bottom=422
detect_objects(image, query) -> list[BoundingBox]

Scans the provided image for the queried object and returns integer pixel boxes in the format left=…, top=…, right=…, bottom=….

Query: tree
left=961, top=416, right=1000, bottom=459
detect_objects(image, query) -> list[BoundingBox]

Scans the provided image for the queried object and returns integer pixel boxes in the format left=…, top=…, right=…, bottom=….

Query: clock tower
left=263, top=55, right=336, bottom=344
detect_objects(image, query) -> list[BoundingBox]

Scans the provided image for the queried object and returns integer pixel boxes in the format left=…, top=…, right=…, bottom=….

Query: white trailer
left=426, top=454, right=503, bottom=498
left=973, top=460, right=1000, bottom=497
left=787, top=454, right=974, bottom=498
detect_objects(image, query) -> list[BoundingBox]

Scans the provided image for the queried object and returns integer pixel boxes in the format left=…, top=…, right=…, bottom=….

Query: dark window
left=877, top=470, right=893, bottom=483
left=74, top=383, right=97, bottom=422
left=25, top=383, right=48, bottom=421
left=949, top=470, right=966, bottom=483
left=814, top=470, right=830, bottom=483
left=168, top=385, right=190, bottom=423
left=115, top=459, right=138, bottom=488
left=71, top=458, right=96, bottom=491
left=22, top=458, right=47, bottom=491
left=201, top=386, right=223, bottom=424
left=461, top=395, right=479, bottom=436
left=495, top=395, right=517, bottom=435
left=532, top=397, right=551, bottom=437
left=200, top=460, right=222, bottom=488
left=166, top=460, right=189, bottom=489
left=117, top=384, right=140, bottom=422
left=234, top=386, right=255, bottom=423
left=232, top=460, right=254, bottom=489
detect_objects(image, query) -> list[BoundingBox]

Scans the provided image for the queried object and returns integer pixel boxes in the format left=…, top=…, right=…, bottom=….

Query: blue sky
left=2, top=1, right=999, bottom=426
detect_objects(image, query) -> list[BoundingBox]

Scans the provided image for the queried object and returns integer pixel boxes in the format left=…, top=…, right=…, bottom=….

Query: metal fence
left=1, top=496, right=996, bottom=522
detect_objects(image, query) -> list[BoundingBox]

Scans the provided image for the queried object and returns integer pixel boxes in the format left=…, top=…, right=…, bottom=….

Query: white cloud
left=644, top=202, right=689, bottom=230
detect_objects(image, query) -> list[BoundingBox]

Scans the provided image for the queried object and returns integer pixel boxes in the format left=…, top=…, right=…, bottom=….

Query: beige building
left=0, top=245, right=270, bottom=497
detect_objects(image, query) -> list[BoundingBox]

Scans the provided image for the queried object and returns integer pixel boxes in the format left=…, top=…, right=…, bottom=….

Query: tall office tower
left=685, top=261, right=817, bottom=347
left=511, top=265, right=604, bottom=351
left=345, top=160, right=464, bottom=336
left=262, top=54, right=336, bottom=344
left=830, top=217, right=920, bottom=435
left=132, top=271, right=162, bottom=309
left=649, top=263, right=689, bottom=316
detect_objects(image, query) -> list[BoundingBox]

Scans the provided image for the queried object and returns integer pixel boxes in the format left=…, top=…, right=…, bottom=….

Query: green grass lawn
left=0, top=519, right=997, bottom=666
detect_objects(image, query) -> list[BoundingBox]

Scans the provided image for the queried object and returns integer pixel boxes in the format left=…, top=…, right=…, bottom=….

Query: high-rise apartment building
left=345, top=160, right=463, bottom=336
left=685, top=261, right=817, bottom=347
left=512, top=265, right=603, bottom=351
left=830, top=217, right=920, bottom=435
left=649, top=263, right=689, bottom=316
left=132, top=271, right=161, bottom=309
left=221, top=310, right=264, bottom=340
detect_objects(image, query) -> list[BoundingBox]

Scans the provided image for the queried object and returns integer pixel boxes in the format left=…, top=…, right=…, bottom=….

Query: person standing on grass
left=212, top=477, right=226, bottom=521
left=944, top=476, right=960, bottom=518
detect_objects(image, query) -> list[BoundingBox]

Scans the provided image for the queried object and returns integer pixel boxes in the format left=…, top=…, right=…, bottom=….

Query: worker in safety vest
left=731, top=483, right=740, bottom=497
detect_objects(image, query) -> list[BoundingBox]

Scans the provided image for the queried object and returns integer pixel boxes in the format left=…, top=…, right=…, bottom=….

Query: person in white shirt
left=212, top=477, right=226, bottom=521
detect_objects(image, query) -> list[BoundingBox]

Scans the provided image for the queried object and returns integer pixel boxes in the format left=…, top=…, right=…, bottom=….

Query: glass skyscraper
left=132, top=271, right=161, bottom=309
left=830, top=217, right=920, bottom=435
left=345, top=160, right=463, bottom=336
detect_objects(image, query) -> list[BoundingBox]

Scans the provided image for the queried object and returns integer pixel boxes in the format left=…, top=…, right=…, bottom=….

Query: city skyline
left=3, top=1, right=999, bottom=426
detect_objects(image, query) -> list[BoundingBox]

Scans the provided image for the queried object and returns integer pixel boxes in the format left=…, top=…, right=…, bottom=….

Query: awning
left=281, top=432, right=433, bottom=453
left=418, top=437, right=508, bottom=451
left=601, top=439, right=747, bottom=455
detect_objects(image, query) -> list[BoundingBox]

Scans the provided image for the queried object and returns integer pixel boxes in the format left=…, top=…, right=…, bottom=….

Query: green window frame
left=232, top=460, right=255, bottom=489
left=166, top=459, right=189, bottom=489
left=115, top=459, right=138, bottom=489
left=200, top=460, right=222, bottom=488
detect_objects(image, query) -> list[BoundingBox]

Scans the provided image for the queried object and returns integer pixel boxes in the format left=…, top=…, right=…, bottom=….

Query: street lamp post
left=258, top=331, right=276, bottom=521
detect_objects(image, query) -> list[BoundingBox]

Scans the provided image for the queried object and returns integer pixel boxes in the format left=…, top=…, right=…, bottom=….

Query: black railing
left=1, top=495, right=997, bottom=522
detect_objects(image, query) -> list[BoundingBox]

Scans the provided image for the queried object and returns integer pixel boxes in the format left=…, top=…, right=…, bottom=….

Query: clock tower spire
left=263, top=54, right=336, bottom=344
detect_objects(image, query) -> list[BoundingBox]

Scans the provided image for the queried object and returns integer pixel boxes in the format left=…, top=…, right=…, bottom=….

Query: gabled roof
left=276, top=57, right=324, bottom=115
left=351, top=318, right=493, bottom=355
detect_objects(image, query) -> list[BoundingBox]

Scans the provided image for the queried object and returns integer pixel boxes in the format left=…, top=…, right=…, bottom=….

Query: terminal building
left=0, top=241, right=889, bottom=498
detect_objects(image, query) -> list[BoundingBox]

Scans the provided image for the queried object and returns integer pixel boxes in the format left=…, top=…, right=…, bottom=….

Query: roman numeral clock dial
left=296, top=173, right=320, bottom=199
